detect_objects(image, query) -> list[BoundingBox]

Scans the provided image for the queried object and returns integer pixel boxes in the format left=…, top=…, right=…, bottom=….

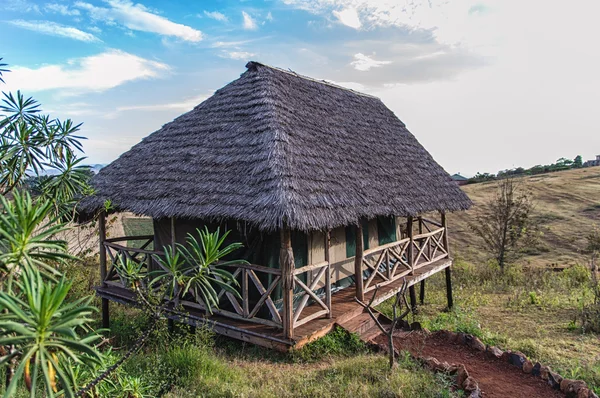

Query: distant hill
left=39, top=164, right=106, bottom=176
left=448, top=167, right=600, bottom=268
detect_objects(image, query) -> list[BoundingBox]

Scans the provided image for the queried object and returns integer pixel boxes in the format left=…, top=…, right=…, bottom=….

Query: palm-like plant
left=0, top=267, right=103, bottom=397
left=151, top=227, right=246, bottom=314
left=0, top=191, right=73, bottom=286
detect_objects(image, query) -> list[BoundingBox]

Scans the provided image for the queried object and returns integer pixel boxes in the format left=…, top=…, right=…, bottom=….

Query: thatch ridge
left=81, top=61, right=471, bottom=231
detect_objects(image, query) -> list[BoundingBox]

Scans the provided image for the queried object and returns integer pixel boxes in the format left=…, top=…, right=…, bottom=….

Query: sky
left=1, top=0, right=599, bottom=177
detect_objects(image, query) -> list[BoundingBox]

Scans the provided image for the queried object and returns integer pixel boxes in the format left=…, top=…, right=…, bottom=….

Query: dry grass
left=448, top=167, right=600, bottom=268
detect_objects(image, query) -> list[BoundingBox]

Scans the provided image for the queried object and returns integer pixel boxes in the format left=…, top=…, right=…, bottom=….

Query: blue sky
left=1, top=0, right=599, bottom=176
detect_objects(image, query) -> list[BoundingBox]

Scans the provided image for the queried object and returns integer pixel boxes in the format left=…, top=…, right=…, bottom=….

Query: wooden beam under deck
left=96, top=257, right=453, bottom=352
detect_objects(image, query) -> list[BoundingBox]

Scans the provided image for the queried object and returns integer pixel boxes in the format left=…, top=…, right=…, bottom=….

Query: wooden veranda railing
left=360, top=216, right=449, bottom=294
left=292, top=260, right=331, bottom=328
left=100, top=235, right=333, bottom=333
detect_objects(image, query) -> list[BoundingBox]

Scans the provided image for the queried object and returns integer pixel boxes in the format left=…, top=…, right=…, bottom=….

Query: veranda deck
left=96, top=257, right=452, bottom=352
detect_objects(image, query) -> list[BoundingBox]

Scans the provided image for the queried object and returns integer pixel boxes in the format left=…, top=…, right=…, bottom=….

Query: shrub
left=562, top=264, right=591, bottom=287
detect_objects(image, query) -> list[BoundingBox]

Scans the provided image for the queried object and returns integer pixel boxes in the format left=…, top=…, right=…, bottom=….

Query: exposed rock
left=547, top=371, right=563, bottom=390
left=486, top=346, right=503, bottom=359
left=509, top=351, right=527, bottom=369
left=466, top=335, right=486, bottom=352
left=463, top=376, right=479, bottom=393
left=577, top=387, right=592, bottom=398
left=438, top=361, right=452, bottom=372
left=437, top=330, right=456, bottom=342
left=540, top=365, right=551, bottom=381
left=423, top=357, right=440, bottom=370
left=410, top=321, right=422, bottom=331
left=468, top=388, right=482, bottom=398
left=500, top=349, right=513, bottom=363
left=562, top=379, right=576, bottom=393
left=455, top=332, right=467, bottom=345
left=531, top=362, right=542, bottom=377
left=522, top=360, right=534, bottom=374
left=566, top=380, right=588, bottom=398
left=455, top=364, right=469, bottom=387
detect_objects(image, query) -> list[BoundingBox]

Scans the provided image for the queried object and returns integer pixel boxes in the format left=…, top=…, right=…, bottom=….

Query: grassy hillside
left=448, top=167, right=600, bottom=268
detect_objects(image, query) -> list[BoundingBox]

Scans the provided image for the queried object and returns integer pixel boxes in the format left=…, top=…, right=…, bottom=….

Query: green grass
left=68, top=310, right=460, bottom=398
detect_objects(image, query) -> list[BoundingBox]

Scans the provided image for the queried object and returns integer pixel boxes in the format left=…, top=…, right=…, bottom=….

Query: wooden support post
left=409, top=286, right=417, bottom=312
left=99, top=211, right=107, bottom=287
left=445, top=267, right=454, bottom=310
left=168, top=318, right=175, bottom=333
left=170, top=217, right=176, bottom=251
left=99, top=211, right=110, bottom=329
left=407, top=216, right=414, bottom=275
left=419, top=280, right=425, bottom=304
left=324, top=230, right=332, bottom=319
left=354, top=222, right=365, bottom=302
left=280, top=226, right=295, bottom=339
left=441, top=211, right=454, bottom=309
left=441, top=211, right=450, bottom=257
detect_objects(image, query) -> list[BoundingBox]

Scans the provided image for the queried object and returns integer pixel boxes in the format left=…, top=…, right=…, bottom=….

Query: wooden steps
left=337, top=310, right=391, bottom=343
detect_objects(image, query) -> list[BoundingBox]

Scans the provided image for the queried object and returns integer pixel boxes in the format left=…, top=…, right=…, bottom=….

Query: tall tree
left=574, top=155, right=583, bottom=168
left=469, top=178, right=535, bottom=270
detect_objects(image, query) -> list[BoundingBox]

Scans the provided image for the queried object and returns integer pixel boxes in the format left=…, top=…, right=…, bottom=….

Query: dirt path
left=375, top=332, right=563, bottom=398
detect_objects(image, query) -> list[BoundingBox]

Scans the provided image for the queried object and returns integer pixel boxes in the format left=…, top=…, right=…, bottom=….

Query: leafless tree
left=470, top=177, right=535, bottom=270
left=356, top=279, right=411, bottom=369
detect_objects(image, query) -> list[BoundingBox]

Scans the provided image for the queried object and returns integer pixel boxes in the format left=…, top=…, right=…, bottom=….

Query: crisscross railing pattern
left=362, top=225, right=448, bottom=293
left=181, top=263, right=283, bottom=328
left=292, top=261, right=331, bottom=328
left=363, top=238, right=411, bottom=292
left=103, top=235, right=158, bottom=286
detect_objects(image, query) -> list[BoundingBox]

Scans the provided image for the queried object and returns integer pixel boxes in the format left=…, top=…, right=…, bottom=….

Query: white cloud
left=44, top=3, right=81, bottom=16
left=1, top=0, right=40, bottom=13
left=211, top=39, right=256, bottom=48
left=203, top=10, right=228, bottom=22
left=350, top=53, right=391, bottom=71
left=281, top=0, right=490, bottom=47
left=219, top=51, right=256, bottom=60
left=242, top=11, right=258, bottom=30
left=4, top=50, right=169, bottom=93
left=115, top=94, right=210, bottom=113
left=75, top=0, right=203, bottom=42
left=8, top=20, right=100, bottom=42
left=332, top=7, right=361, bottom=28
left=266, top=12, right=274, bottom=21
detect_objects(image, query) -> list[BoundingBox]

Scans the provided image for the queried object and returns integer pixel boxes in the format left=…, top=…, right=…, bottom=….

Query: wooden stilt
left=445, top=267, right=454, bottom=310
left=168, top=318, right=175, bottom=333
left=280, top=226, right=295, bottom=339
left=409, top=286, right=417, bottom=311
left=99, top=211, right=110, bottom=328
left=99, top=211, right=107, bottom=288
left=101, top=298, right=109, bottom=329
left=407, top=216, right=414, bottom=275
left=419, top=280, right=425, bottom=304
left=441, top=211, right=453, bottom=309
left=325, top=230, right=332, bottom=318
left=354, top=222, right=364, bottom=302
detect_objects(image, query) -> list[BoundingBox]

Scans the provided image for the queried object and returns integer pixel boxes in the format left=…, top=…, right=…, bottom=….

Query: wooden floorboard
left=97, top=258, right=452, bottom=351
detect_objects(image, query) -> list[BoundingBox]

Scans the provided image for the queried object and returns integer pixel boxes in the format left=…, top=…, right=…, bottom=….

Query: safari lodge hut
left=81, top=62, right=472, bottom=351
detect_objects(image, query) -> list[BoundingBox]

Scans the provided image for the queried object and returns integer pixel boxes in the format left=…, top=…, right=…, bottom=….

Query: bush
left=562, top=264, right=591, bottom=287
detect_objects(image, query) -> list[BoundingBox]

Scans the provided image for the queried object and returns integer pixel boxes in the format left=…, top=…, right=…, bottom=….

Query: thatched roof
left=81, top=61, right=471, bottom=231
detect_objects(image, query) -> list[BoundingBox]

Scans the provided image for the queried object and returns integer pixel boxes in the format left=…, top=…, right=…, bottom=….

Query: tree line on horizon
left=467, top=155, right=585, bottom=184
